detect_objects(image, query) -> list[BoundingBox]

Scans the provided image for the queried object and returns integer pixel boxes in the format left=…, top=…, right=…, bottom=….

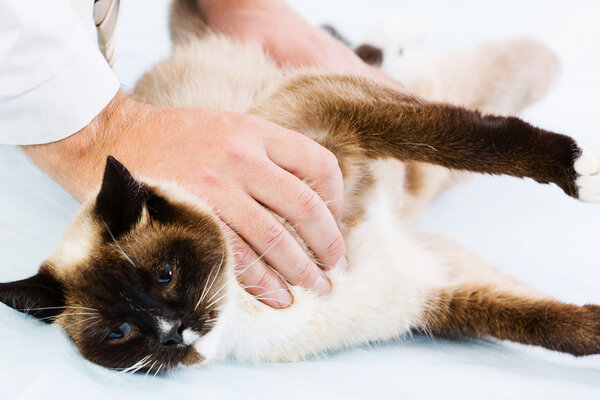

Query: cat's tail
left=169, top=0, right=208, bottom=45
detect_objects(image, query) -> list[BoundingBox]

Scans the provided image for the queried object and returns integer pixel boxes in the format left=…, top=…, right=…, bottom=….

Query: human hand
left=201, top=0, right=396, bottom=82
left=23, top=91, right=348, bottom=308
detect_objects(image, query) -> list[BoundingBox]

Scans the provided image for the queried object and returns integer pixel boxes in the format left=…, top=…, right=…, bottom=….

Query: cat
left=1, top=0, right=599, bottom=373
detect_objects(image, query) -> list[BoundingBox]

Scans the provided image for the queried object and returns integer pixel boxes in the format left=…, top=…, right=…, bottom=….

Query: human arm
left=22, top=91, right=348, bottom=308
left=200, top=0, right=396, bottom=81
left=4, top=0, right=348, bottom=309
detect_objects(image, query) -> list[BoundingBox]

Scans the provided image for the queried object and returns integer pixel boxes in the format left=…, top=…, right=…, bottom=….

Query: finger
left=264, top=126, right=344, bottom=220
left=218, top=192, right=331, bottom=296
left=227, top=228, right=292, bottom=309
left=248, top=162, right=348, bottom=272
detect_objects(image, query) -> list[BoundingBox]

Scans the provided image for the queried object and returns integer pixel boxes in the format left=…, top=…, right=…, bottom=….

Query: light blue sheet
left=1, top=1, right=599, bottom=398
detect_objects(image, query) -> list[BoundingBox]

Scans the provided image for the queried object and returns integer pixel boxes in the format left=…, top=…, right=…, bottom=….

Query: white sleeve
left=0, top=0, right=120, bottom=145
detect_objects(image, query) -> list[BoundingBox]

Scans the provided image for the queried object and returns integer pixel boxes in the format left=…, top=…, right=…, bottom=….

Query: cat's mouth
left=181, top=327, right=202, bottom=346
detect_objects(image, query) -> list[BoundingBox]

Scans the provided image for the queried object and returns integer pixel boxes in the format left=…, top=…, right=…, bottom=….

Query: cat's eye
left=108, top=322, right=131, bottom=341
left=158, top=263, right=173, bottom=286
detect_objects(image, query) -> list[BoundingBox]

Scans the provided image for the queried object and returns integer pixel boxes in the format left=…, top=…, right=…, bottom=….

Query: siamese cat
left=1, top=0, right=599, bottom=373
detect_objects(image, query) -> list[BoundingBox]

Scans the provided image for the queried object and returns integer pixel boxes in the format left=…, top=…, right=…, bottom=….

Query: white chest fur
left=195, top=162, right=449, bottom=363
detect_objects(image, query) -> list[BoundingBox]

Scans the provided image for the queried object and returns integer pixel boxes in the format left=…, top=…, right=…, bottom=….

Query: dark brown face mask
left=0, top=156, right=227, bottom=373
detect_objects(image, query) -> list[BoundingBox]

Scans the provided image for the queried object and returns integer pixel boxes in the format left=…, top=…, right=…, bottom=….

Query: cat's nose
left=159, top=319, right=184, bottom=346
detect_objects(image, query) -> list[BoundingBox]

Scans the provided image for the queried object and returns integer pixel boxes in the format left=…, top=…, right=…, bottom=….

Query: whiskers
left=194, top=245, right=225, bottom=311
left=193, top=222, right=300, bottom=314
left=103, top=220, right=138, bottom=268
left=233, top=230, right=285, bottom=279
left=153, top=363, right=164, bottom=378
left=33, top=309, right=102, bottom=334
left=17, top=306, right=98, bottom=312
left=38, top=311, right=100, bottom=322
left=114, top=355, right=153, bottom=376
left=194, top=232, right=286, bottom=314
left=144, top=360, right=159, bottom=378
left=62, top=315, right=102, bottom=330
left=204, top=293, right=227, bottom=310
left=239, top=286, right=291, bottom=304
left=110, top=355, right=169, bottom=379
left=80, top=318, right=103, bottom=332
left=16, top=305, right=99, bottom=319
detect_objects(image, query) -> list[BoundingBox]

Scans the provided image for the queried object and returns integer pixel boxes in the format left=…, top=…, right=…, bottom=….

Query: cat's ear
left=95, top=156, right=147, bottom=238
left=0, top=269, right=65, bottom=322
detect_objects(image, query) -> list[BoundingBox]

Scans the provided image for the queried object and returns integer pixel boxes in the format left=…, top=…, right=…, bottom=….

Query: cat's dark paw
left=573, top=143, right=600, bottom=202
left=556, top=304, right=600, bottom=356
left=578, top=304, right=600, bottom=356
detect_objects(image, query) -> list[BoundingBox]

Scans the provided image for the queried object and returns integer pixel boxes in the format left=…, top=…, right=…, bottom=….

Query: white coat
left=0, top=0, right=119, bottom=145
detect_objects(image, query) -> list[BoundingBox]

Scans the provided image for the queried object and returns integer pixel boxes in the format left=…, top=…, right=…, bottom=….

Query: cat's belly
left=201, top=172, right=449, bottom=363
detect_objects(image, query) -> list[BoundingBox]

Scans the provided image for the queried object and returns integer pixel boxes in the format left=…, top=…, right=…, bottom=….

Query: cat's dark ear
left=95, top=156, right=147, bottom=238
left=0, top=269, right=65, bottom=322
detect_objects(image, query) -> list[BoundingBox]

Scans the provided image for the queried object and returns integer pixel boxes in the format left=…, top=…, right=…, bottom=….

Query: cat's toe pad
left=574, top=144, right=600, bottom=202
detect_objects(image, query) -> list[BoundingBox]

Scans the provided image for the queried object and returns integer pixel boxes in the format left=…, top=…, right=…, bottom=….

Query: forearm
left=12, top=0, right=351, bottom=309
left=21, top=91, right=147, bottom=202
left=23, top=88, right=349, bottom=305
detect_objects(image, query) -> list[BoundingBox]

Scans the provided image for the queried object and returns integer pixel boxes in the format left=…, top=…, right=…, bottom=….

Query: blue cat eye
left=158, top=263, right=173, bottom=286
left=108, top=322, right=131, bottom=340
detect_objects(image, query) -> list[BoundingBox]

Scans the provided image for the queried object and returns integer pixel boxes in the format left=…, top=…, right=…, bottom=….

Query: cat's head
left=0, top=157, right=233, bottom=372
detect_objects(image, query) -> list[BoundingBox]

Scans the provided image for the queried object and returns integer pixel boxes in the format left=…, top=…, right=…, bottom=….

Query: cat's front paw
left=574, top=143, right=600, bottom=202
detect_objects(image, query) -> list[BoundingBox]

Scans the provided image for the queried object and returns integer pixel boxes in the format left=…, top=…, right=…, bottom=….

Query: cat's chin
left=191, top=320, right=226, bottom=364
left=181, top=347, right=205, bottom=366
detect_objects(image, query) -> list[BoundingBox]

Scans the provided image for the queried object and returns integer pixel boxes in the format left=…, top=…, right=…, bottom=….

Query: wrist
left=201, top=0, right=284, bottom=14
left=200, top=0, right=291, bottom=33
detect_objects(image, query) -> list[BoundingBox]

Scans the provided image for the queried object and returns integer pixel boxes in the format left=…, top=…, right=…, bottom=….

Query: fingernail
left=334, top=255, right=348, bottom=271
left=312, top=275, right=331, bottom=296
left=276, top=289, right=293, bottom=308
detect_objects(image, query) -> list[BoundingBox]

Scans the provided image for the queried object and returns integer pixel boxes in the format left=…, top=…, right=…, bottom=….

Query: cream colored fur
left=399, top=39, right=561, bottom=214
left=129, top=30, right=561, bottom=363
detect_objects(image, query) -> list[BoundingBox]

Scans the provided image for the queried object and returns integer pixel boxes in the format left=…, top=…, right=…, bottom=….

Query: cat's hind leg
left=419, top=235, right=600, bottom=356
